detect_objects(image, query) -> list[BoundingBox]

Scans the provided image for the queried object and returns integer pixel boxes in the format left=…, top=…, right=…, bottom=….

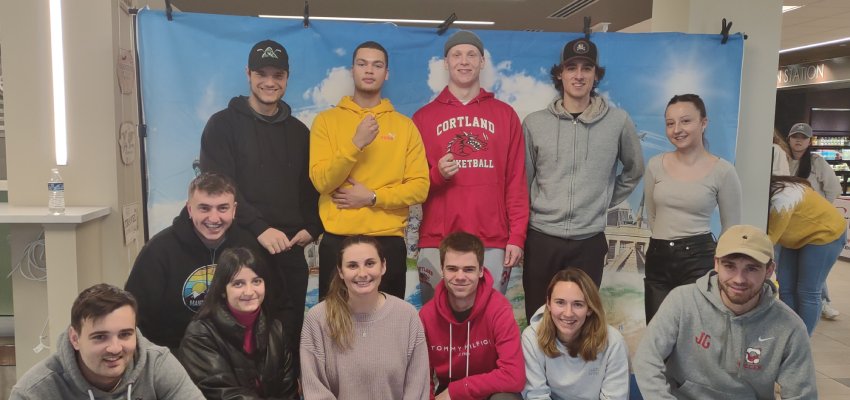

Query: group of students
left=9, top=225, right=821, bottom=399
left=8, top=28, right=843, bottom=399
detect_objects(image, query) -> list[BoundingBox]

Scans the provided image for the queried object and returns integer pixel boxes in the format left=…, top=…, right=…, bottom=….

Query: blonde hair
left=537, top=268, right=608, bottom=361
left=325, top=235, right=385, bottom=350
left=773, top=128, right=792, bottom=160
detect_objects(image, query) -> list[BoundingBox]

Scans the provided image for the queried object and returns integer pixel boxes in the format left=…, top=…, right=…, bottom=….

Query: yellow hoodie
left=768, top=183, right=845, bottom=249
left=309, top=96, right=429, bottom=237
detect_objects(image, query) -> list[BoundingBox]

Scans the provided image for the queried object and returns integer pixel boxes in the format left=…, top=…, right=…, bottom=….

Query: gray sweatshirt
left=790, top=152, right=842, bottom=200
left=634, top=272, right=816, bottom=400
left=523, top=95, right=644, bottom=239
left=10, top=329, right=203, bottom=400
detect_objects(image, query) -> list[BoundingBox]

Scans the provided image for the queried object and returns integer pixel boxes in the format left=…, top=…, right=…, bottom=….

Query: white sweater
left=521, top=306, right=629, bottom=400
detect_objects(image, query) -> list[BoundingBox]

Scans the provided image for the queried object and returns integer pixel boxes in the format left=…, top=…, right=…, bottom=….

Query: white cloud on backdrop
left=296, top=66, right=354, bottom=127
left=424, top=50, right=556, bottom=120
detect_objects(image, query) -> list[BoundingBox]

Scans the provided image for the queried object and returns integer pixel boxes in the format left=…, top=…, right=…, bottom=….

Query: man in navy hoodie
left=125, top=172, right=260, bottom=351
left=199, top=39, right=322, bottom=345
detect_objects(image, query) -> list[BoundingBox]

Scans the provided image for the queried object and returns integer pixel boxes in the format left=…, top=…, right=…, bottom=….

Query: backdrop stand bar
left=165, top=0, right=173, bottom=21
left=303, top=0, right=310, bottom=28
left=437, top=13, right=457, bottom=35
left=583, top=16, right=592, bottom=39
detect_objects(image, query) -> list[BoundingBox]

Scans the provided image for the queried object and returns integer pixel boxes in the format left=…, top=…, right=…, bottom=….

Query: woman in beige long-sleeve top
left=300, top=235, right=430, bottom=400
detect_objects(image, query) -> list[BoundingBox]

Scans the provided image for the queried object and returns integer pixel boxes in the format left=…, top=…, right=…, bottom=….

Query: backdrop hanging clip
left=583, top=16, right=592, bottom=39
left=165, top=0, right=173, bottom=21
left=303, top=0, right=310, bottom=28
left=437, top=13, right=457, bottom=35
left=720, top=18, right=733, bottom=44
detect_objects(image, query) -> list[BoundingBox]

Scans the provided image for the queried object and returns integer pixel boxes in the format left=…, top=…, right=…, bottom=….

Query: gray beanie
left=444, top=30, right=484, bottom=56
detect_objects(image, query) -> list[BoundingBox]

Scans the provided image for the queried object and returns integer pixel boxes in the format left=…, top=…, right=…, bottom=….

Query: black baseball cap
left=248, top=40, right=289, bottom=71
left=562, top=37, right=598, bottom=66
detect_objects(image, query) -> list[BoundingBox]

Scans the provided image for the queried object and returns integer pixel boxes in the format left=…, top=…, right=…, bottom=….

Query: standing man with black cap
left=413, top=31, right=529, bottom=304
left=521, top=37, right=644, bottom=320
left=200, top=40, right=322, bottom=356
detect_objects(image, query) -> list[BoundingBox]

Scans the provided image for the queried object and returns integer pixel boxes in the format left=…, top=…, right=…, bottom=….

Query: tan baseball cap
left=715, top=225, right=773, bottom=264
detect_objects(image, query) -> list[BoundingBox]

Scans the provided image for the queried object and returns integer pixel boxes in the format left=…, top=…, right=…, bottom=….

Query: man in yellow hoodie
left=310, top=41, right=430, bottom=300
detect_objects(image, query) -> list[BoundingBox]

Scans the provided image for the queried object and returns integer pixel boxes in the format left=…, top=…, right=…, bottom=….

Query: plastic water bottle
left=48, top=168, right=65, bottom=215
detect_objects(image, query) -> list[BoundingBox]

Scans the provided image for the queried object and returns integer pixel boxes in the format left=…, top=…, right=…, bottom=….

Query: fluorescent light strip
left=259, top=15, right=494, bottom=25
left=49, top=0, right=68, bottom=166
left=780, top=36, right=850, bottom=54
left=782, top=6, right=802, bottom=13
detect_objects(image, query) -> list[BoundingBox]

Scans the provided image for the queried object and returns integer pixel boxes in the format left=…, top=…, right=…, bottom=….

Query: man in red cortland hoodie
left=414, top=30, right=528, bottom=305
left=419, top=232, right=525, bottom=400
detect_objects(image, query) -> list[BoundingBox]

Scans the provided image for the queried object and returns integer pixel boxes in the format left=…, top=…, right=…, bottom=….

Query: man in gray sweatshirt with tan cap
left=521, top=36, right=643, bottom=320
left=634, top=224, right=816, bottom=399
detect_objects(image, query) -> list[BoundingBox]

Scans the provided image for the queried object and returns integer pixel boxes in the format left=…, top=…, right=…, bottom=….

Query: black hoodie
left=200, top=96, right=322, bottom=239
left=125, top=207, right=260, bottom=351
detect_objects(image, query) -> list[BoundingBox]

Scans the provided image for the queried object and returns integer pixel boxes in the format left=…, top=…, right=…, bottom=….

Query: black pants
left=522, top=229, right=608, bottom=323
left=318, top=233, right=407, bottom=300
left=644, top=233, right=716, bottom=323
left=262, top=245, right=308, bottom=375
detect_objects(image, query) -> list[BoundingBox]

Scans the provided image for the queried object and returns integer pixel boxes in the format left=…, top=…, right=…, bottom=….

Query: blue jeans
left=777, top=231, right=847, bottom=336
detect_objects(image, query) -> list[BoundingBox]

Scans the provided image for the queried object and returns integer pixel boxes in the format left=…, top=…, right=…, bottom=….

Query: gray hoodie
left=523, top=95, right=644, bottom=239
left=10, top=329, right=203, bottom=400
left=634, top=272, right=816, bottom=400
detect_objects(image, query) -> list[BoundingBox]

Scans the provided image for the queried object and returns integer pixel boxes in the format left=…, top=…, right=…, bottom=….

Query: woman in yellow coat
left=768, top=176, right=846, bottom=335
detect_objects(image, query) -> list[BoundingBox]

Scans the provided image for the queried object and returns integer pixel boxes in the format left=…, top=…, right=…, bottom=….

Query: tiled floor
left=811, top=258, right=850, bottom=399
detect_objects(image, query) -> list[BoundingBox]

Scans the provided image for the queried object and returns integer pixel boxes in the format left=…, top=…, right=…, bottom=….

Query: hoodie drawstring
left=555, top=117, right=561, bottom=163
left=447, top=321, right=472, bottom=383
left=88, top=390, right=94, bottom=400
left=127, top=383, right=132, bottom=400
left=448, top=324, right=453, bottom=382
left=465, top=321, right=471, bottom=379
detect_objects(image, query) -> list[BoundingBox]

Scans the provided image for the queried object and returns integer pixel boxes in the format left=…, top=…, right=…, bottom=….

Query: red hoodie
left=418, top=268, right=525, bottom=400
left=412, top=87, right=529, bottom=249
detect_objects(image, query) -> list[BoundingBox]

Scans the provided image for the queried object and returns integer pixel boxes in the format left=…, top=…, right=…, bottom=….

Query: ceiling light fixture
left=49, top=0, right=68, bottom=166
left=782, top=6, right=802, bottom=13
left=780, top=36, right=850, bottom=53
left=259, top=15, right=494, bottom=25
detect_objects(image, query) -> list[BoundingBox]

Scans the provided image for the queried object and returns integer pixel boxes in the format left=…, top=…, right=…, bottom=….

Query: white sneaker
left=822, top=302, right=840, bottom=320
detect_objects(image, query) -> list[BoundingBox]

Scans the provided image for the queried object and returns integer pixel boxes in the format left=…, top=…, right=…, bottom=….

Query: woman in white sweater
left=522, top=268, right=629, bottom=400
left=643, top=94, right=742, bottom=322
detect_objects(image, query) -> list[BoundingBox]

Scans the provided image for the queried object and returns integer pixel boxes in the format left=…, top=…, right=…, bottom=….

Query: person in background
left=522, top=36, right=644, bottom=321
left=634, top=225, right=816, bottom=399
left=642, top=94, right=742, bottom=322
left=522, top=268, right=629, bottom=400
left=769, top=176, right=846, bottom=335
left=419, top=231, right=525, bottom=400
left=300, top=236, right=429, bottom=399
left=772, top=128, right=791, bottom=176
left=10, top=284, right=204, bottom=399
left=786, top=122, right=843, bottom=320
left=178, top=248, right=298, bottom=399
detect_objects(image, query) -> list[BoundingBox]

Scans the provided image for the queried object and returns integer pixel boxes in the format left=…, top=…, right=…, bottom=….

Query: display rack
left=811, top=134, right=850, bottom=195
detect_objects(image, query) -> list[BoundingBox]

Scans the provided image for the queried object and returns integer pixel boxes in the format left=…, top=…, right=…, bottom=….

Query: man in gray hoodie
left=634, top=225, right=816, bottom=399
left=10, top=284, right=203, bottom=399
left=522, top=36, right=644, bottom=320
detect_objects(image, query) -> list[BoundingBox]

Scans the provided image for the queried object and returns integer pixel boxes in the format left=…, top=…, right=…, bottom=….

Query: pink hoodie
left=419, top=268, right=525, bottom=399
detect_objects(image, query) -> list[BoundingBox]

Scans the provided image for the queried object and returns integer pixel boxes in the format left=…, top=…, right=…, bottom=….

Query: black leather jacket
left=178, top=305, right=298, bottom=399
